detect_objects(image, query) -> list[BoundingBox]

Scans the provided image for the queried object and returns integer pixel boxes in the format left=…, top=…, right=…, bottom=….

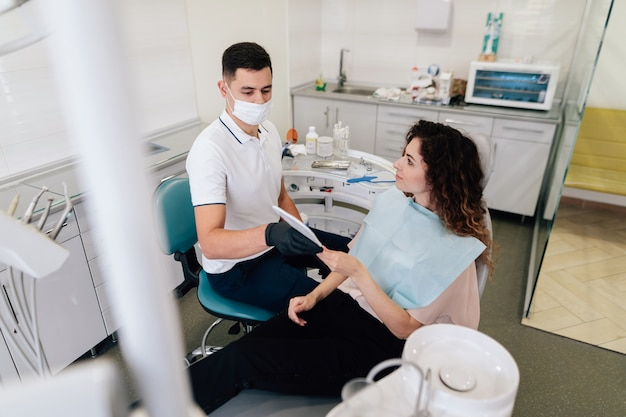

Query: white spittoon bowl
left=402, top=324, right=519, bottom=417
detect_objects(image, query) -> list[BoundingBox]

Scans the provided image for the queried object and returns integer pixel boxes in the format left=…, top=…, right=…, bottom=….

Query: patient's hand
left=317, top=248, right=365, bottom=278
left=288, top=294, right=317, bottom=326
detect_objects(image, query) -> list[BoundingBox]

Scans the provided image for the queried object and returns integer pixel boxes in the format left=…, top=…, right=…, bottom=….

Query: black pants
left=188, top=290, right=406, bottom=414
left=207, top=228, right=351, bottom=313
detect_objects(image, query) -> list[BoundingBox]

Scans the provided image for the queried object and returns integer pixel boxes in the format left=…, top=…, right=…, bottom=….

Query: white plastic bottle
left=305, top=126, right=318, bottom=155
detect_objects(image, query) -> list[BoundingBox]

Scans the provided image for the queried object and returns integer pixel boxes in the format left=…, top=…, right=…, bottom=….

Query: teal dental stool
left=154, top=177, right=274, bottom=365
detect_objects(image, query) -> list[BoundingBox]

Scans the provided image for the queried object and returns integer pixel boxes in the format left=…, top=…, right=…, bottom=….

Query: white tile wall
left=288, top=0, right=588, bottom=94
left=0, top=0, right=198, bottom=179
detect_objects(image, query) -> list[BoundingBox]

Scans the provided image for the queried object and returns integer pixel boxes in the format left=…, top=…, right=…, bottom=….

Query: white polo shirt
left=186, top=111, right=283, bottom=273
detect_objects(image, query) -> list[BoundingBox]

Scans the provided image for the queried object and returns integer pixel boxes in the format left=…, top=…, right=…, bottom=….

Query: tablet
left=272, top=206, right=323, bottom=247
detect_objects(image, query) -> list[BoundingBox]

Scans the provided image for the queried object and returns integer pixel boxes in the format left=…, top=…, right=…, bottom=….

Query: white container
left=403, top=324, right=519, bottom=417
left=305, top=126, right=318, bottom=155
left=317, top=136, right=333, bottom=158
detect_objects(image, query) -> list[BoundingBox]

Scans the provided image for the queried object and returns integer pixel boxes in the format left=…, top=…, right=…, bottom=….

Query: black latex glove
left=265, top=222, right=323, bottom=256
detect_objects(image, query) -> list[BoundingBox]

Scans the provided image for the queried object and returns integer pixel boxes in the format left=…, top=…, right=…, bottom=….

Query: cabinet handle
left=324, top=106, right=330, bottom=129
left=442, top=118, right=479, bottom=127
left=385, top=145, right=404, bottom=152
left=502, top=126, right=545, bottom=134
left=388, top=112, right=429, bottom=120
left=335, top=107, right=339, bottom=124
left=385, top=128, right=406, bottom=135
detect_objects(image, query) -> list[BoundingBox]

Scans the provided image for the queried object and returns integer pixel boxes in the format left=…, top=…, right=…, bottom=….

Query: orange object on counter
left=286, top=128, right=298, bottom=143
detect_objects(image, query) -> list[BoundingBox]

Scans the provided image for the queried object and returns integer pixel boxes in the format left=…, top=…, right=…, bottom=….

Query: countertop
left=0, top=120, right=204, bottom=219
left=291, top=82, right=562, bottom=123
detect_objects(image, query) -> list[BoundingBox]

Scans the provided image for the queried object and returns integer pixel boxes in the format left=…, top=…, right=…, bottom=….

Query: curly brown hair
left=405, top=120, right=493, bottom=272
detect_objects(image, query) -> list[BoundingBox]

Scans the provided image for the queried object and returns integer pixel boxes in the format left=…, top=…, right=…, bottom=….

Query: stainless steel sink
left=331, top=86, right=376, bottom=96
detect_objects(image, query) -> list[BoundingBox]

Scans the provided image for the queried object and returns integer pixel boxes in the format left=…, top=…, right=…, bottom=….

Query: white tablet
left=272, top=206, right=323, bottom=247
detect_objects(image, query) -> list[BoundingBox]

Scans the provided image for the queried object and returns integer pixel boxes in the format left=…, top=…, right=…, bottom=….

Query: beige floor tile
left=540, top=247, right=616, bottom=273
left=551, top=270, right=626, bottom=332
left=555, top=318, right=625, bottom=346
left=528, top=287, right=561, bottom=312
left=585, top=278, right=626, bottom=325
left=544, top=238, right=578, bottom=256
left=602, top=272, right=626, bottom=292
left=522, top=306, right=583, bottom=332
left=524, top=199, right=626, bottom=354
left=538, top=271, right=605, bottom=322
left=599, top=337, right=626, bottom=355
left=567, top=255, right=626, bottom=281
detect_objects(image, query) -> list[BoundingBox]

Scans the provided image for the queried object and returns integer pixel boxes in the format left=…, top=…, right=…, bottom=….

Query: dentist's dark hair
left=405, top=120, right=493, bottom=273
left=222, top=42, right=273, bottom=82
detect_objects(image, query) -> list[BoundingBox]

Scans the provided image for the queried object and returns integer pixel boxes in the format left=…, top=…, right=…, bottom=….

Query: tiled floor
left=522, top=198, right=626, bottom=354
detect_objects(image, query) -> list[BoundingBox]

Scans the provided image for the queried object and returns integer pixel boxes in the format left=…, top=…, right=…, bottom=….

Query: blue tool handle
left=346, top=176, right=376, bottom=183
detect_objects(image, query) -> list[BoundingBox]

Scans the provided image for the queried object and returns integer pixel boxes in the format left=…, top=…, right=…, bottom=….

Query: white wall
left=322, top=0, right=585, bottom=91
left=289, top=0, right=587, bottom=96
left=586, top=0, right=626, bottom=110
left=0, top=0, right=197, bottom=178
left=184, top=0, right=291, bottom=136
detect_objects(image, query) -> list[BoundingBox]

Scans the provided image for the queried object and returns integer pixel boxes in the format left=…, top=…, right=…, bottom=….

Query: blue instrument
left=346, top=176, right=395, bottom=184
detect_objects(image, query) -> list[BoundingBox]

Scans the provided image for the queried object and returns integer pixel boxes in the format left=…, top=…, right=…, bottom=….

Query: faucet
left=338, top=48, right=350, bottom=87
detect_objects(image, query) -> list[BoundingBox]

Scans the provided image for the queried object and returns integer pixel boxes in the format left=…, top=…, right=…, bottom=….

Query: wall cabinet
left=293, top=96, right=377, bottom=154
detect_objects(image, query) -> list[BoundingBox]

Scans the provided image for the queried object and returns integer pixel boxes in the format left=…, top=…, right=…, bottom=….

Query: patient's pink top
left=338, top=263, right=480, bottom=331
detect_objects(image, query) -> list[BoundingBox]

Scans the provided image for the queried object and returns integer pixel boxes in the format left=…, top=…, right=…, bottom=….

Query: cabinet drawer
left=438, top=112, right=493, bottom=136
left=151, top=159, right=187, bottom=185
left=375, top=122, right=407, bottom=159
left=377, top=105, right=438, bottom=126
left=492, top=119, right=556, bottom=144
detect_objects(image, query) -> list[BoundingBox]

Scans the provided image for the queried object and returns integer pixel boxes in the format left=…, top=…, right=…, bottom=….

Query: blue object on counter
left=346, top=176, right=395, bottom=184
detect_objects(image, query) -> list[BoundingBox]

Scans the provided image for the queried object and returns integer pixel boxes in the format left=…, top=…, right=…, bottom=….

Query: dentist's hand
left=265, top=222, right=322, bottom=256
left=288, top=293, right=318, bottom=326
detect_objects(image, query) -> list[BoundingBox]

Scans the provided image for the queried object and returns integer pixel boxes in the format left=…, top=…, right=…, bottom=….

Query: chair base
left=185, top=345, right=222, bottom=366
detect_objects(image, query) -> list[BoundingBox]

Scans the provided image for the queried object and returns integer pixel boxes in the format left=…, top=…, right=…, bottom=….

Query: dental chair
left=471, top=133, right=496, bottom=298
left=154, top=178, right=275, bottom=364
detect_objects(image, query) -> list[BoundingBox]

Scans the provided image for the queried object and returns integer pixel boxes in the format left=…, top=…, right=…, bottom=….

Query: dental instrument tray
left=311, top=160, right=351, bottom=169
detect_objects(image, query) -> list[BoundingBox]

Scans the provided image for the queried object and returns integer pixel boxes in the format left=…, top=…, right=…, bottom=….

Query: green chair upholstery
left=154, top=177, right=274, bottom=363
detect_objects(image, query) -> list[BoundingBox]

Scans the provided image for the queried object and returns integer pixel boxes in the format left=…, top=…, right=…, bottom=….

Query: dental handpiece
left=7, top=194, right=20, bottom=216
left=21, top=186, right=48, bottom=224
left=37, top=197, right=54, bottom=230
left=50, top=182, right=73, bottom=241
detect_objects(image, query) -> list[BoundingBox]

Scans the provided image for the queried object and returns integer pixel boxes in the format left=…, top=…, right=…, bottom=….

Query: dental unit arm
left=0, top=185, right=71, bottom=380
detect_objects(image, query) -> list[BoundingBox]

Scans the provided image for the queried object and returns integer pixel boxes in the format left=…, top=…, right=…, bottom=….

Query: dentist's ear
left=217, top=80, right=228, bottom=98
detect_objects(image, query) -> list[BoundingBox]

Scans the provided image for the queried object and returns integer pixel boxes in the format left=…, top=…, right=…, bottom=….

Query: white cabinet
left=375, top=105, right=438, bottom=160
left=292, top=96, right=377, bottom=154
left=1, top=208, right=107, bottom=380
left=0, top=325, right=19, bottom=386
left=483, top=119, right=556, bottom=216
left=438, top=111, right=494, bottom=137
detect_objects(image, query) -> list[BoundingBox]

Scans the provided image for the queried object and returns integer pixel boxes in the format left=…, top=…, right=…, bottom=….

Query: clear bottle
left=305, top=126, right=318, bottom=155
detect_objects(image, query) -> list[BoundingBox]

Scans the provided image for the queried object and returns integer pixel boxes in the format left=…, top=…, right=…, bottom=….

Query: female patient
left=188, top=120, right=493, bottom=413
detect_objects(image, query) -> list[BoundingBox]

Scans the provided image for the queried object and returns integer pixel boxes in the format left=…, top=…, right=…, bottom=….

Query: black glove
left=265, top=222, right=323, bottom=256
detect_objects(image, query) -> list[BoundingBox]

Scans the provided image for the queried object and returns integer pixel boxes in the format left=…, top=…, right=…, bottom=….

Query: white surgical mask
left=226, top=86, right=272, bottom=126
